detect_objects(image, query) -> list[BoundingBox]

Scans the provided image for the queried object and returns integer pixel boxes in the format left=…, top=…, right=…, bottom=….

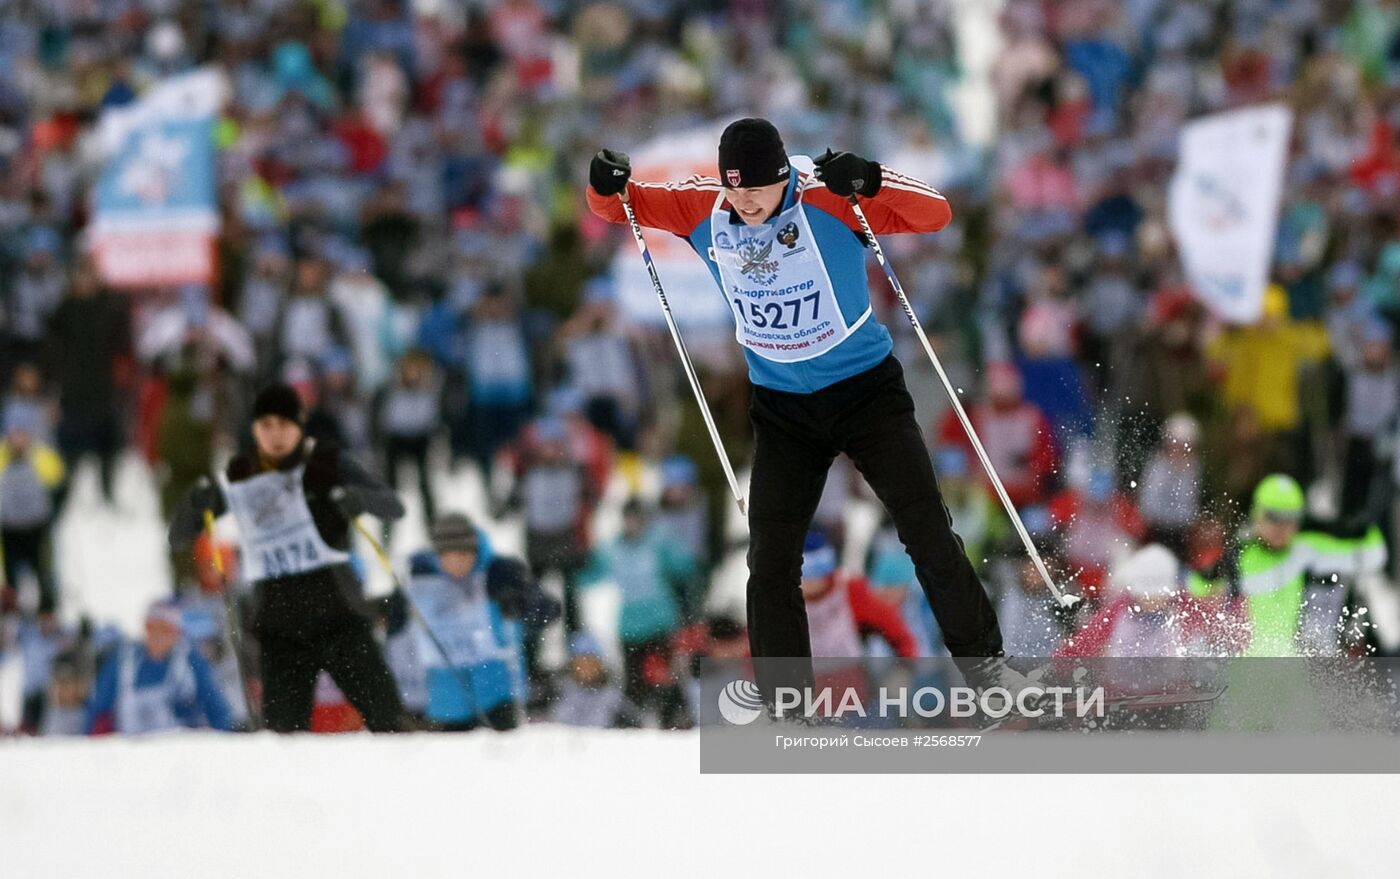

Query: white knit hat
left=1113, top=544, right=1180, bottom=599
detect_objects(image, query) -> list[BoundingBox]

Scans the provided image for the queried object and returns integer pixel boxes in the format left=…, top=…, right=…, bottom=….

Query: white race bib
left=116, top=643, right=193, bottom=735
left=470, top=322, right=530, bottom=386
left=221, top=463, right=351, bottom=581
left=409, top=575, right=501, bottom=668
left=709, top=181, right=867, bottom=363
left=522, top=466, right=582, bottom=533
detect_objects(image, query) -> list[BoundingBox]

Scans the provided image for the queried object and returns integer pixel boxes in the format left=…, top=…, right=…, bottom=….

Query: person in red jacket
left=799, top=532, right=917, bottom=659
left=1057, top=543, right=1246, bottom=660
left=588, top=118, right=1007, bottom=706
left=938, top=361, right=1057, bottom=508
left=798, top=531, right=917, bottom=707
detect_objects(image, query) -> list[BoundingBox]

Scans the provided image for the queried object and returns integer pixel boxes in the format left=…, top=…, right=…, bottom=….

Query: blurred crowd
left=2, top=0, right=1400, bottom=736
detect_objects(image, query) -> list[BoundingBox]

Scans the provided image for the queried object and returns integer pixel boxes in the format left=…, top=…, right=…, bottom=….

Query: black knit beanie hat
left=251, top=383, right=304, bottom=424
left=718, top=118, right=789, bottom=188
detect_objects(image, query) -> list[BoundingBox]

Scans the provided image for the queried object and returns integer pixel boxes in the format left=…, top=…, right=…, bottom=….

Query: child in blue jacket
left=389, top=514, right=525, bottom=731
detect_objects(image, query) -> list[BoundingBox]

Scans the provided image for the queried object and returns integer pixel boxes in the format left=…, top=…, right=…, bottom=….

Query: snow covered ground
left=1, top=727, right=1393, bottom=878
left=1, top=453, right=1393, bottom=878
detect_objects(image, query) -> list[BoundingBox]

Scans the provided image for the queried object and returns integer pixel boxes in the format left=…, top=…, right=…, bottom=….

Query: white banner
left=1167, top=104, right=1292, bottom=324
left=613, top=124, right=732, bottom=330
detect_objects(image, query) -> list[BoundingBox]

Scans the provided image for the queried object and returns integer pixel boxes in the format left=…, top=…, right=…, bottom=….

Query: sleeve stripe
left=1241, top=537, right=1389, bottom=595
left=1240, top=561, right=1302, bottom=596
left=633, top=177, right=722, bottom=192
left=881, top=171, right=945, bottom=197
left=883, top=168, right=940, bottom=189
left=881, top=179, right=948, bottom=201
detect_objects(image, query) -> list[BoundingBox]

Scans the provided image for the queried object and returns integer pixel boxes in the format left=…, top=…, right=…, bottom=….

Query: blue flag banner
left=90, top=68, right=225, bottom=288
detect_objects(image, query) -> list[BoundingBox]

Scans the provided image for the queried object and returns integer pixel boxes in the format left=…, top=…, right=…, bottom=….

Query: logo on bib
left=777, top=222, right=800, bottom=248
left=247, top=480, right=289, bottom=530
left=737, top=239, right=779, bottom=286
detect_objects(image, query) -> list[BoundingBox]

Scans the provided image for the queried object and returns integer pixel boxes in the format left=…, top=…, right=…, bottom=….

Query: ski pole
left=619, top=191, right=747, bottom=516
left=204, top=508, right=263, bottom=730
left=846, top=195, right=1080, bottom=609
left=351, top=519, right=491, bottom=729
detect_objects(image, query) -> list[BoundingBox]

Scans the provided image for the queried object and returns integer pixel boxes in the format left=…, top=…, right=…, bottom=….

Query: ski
left=980, top=686, right=1227, bottom=732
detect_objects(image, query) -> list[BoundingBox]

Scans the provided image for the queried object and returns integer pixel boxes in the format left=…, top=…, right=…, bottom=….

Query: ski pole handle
left=203, top=510, right=224, bottom=576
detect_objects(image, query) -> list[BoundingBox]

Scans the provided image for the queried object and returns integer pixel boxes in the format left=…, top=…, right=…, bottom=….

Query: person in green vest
left=1212, top=474, right=1388, bottom=656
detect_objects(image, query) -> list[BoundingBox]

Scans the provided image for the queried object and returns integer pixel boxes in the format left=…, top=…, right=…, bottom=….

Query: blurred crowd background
left=2, top=0, right=1400, bottom=735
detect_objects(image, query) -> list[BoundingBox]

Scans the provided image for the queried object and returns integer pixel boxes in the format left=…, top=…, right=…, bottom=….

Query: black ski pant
left=384, top=434, right=435, bottom=528
left=2, top=524, right=57, bottom=613
left=259, top=617, right=406, bottom=733
left=525, top=529, right=586, bottom=633
left=745, top=355, right=1003, bottom=698
left=55, top=407, right=122, bottom=509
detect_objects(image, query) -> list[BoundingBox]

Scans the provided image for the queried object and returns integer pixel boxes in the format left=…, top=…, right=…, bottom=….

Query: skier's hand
left=590, top=149, right=631, bottom=197
left=814, top=148, right=881, bottom=197
left=191, top=477, right=222, bottom=513
left=329, top=485, right=368, bottom=520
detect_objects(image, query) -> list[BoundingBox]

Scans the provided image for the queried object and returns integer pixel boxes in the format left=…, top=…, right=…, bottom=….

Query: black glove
left=329, top=485, right=368, bottom=520
left=589, top=149, right=631, bottom=197
left=814, top=148, right=881, bottom=197
left=190, top=477, right=222, bottom=514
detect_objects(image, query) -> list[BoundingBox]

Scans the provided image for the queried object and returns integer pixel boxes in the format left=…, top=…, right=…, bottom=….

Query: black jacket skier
left=169, top=383, right=408, bottom=732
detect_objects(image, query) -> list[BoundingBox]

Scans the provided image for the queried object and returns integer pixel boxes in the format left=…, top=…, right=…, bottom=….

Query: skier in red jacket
left=588, top=118, right=1007, bottom=706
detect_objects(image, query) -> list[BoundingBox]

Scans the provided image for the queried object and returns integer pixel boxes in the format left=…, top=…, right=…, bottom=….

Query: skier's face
left=799, top=573, right=835, bottom=600
left=871, top=585, right=905, bottom=610
left=571, top=654, right=605, bottom=686
left=4, top=428, right=30, bottom=454
left=726, top=181, right=786, bottom=226
left=1256, top=514, right=1299, bottom=551
left=1132, top=589, right=1174, bottom=614
left=252, top=414, right=303, bottom=461
left=144, top=618, right=181, bottom=660
left=439, top=550, right=476, bottom=579
left=53, top=671, right=85, bottom=708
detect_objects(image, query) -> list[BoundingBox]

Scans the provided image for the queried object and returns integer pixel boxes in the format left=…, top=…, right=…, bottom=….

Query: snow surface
left=1, top=727, right=1394, bottom=878
left=2, top=449, right=1393, bottom=877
